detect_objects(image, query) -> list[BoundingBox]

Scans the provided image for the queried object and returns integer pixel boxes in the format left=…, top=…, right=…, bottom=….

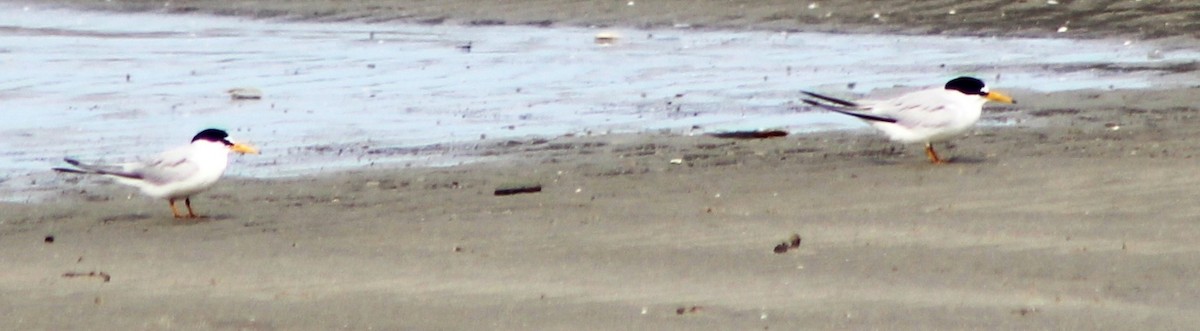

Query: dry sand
left=5, top=1, right=1200, bottom=330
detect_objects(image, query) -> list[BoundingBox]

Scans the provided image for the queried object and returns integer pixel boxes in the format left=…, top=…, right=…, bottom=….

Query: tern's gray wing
left=133, top=145, right=201, bottom=186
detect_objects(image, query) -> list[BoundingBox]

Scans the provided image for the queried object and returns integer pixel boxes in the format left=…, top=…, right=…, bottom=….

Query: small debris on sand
left=62, top=271, right=111, bottom=282
left=772, top=233, right=802, bottom=253
left=675, top=306, right=703, bottom=315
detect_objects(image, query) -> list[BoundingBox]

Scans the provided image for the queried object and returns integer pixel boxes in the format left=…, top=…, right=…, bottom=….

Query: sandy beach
left=5, top=0, right=1200, bottom=330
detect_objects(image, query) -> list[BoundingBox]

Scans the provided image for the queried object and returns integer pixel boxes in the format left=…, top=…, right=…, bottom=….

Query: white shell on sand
left=594, top=32, right=619, bottom=45
left=227, top=87, right=263, bottom=100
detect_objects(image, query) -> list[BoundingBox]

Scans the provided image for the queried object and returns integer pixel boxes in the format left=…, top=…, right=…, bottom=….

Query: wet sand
left=27, top=0, right=1200, bottom=39
left=6, top=1, right=1200, bottom=330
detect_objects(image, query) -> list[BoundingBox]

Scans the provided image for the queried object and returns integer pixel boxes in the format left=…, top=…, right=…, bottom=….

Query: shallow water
left=1, top=4, right=1198, bottom=200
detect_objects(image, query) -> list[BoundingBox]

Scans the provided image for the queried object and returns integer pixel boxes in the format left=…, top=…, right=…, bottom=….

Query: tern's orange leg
left=184, top=197, right=201, bottom=218
left=169, top=198, right=185, bottom=218
left=925, top=143, right=947, bottom=164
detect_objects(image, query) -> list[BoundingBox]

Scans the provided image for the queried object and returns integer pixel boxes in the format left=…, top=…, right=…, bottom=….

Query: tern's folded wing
left=135, top=146, right=201, bottom=186
left=872, top=90, right=962, bottom=128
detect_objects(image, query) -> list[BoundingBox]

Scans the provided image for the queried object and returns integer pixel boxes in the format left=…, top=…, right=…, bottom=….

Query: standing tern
left=802, top=76, right=1015, bottom=164
left=53, top=129, right=259, bottom=219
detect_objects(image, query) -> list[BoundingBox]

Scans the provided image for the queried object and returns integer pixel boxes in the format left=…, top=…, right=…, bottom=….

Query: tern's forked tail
left=801, top=91, right=860, bottom=107
left=801, top=91, right=898, bottom=124
left=53, top=158, right=143, bottom=180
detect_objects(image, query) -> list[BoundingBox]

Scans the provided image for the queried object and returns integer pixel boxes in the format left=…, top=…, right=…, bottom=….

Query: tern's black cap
left=944, top=77, right=987, bottom=96
left=192, top=129, right=231, bottom=144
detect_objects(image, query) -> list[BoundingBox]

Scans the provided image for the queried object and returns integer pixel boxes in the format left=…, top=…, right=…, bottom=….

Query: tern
left=802, top=76, right=1015, bottom=164
left=54, top=129, right=259, bottom=219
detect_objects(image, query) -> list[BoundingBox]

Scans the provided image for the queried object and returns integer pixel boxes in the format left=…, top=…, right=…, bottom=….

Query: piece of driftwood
left=494, top=182, right=542, bottom=196
left=708, top=130, right=788, bottom=139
